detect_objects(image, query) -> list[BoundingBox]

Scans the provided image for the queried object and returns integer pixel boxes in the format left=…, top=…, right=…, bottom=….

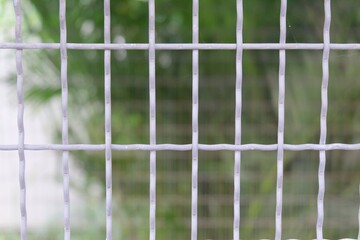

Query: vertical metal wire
left=191, top=0, right=199, bottom=239
left=104, top=0, right=112, bottom=239
left=317, top=1, right=331, bottom=239
left=275, top=0, right=287, bottom=239
left=233, top=0, right=243, bottom=239
left=59, top=0, right=70, bottom=239
left=148, top=0, right=156, bottom=239
left=14, top=0, right=27, bottom=239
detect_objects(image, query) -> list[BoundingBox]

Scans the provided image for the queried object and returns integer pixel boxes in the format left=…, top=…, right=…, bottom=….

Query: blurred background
left=1, top=0, right=360, bottom=239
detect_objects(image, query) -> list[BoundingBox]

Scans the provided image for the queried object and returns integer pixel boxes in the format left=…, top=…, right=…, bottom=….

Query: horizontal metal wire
left=1, top=143, right=360, bottom=152
left=2, top=42, right=360, bottom=50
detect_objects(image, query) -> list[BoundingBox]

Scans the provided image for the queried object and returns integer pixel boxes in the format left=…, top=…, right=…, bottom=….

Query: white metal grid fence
left=1, top=0, right=360, bottom=239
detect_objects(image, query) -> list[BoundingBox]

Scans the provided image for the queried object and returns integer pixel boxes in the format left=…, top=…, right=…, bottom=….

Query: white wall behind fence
left=0, top=48, right=65, bottom=230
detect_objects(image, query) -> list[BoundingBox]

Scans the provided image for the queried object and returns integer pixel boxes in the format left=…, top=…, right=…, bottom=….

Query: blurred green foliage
left=3, top=0, right=360, bottom=239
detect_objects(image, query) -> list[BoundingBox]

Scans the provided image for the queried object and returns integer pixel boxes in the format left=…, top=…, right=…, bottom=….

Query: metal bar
left=148, top=0, right=156, bottom=240
left=317, top=1, right=331, bottom=239
left=4, top=143, right=360, bottom=151
left=234, top=0, right=243, bottom=239
left=59, top=0, right=70, bottom=239
left=191, top=0, right=199, bottom=239
left=275, top=0, right=287, bottom=239
left=3, top=42, right=360, bottom=50
left=13, top=0, right=27, bottom=239
left=104, top=0, right=112, bottom=239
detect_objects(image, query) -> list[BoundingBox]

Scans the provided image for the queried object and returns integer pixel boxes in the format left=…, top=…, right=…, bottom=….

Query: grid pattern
left=1, top=0, right=360, bottom=239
